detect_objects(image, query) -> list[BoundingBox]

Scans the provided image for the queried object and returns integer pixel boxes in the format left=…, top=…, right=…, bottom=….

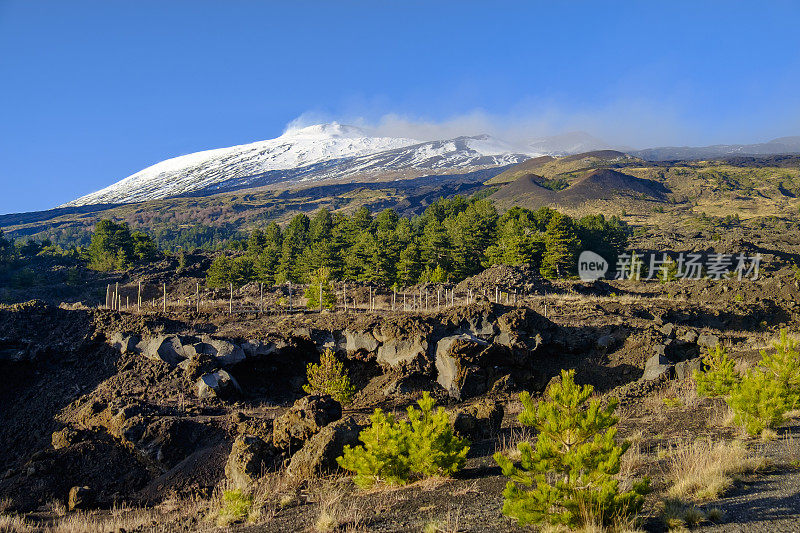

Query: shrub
left=406, top=393, right=470, bottom=477
left=727, top=369, right=793, bottom=435
left=337, top=393, right=469, bottom=488
left=695, top=331, right=800, bottom=436
left=693, top=344, right=740, bottom=398
left=305, top=267, right=337, bottom=310
left=756, top=329, right=800, bottom=409
left=337, top=409, right=411, bottom=488
left=303, top=348, right=356, bottom=405
left=494, top=369, right=648, bottom=528
left=217, top=489, right=252, bottom=526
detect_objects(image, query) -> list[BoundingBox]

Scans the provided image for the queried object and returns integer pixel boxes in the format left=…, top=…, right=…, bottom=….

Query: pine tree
left=247, top=228, right=267, bottom=256
left=337, top=392, right=469, bottom=488
left=337, top=409, right=412, bottom=488
left=693, top=344, right=740, bottom=398
left=406, top=393, right=469, bottom=477
left=656, top=256, right=680, bottom=283
left=420, top=218, right=451, bottom=272
left=494, top=370, right=648, bottom=528
left=303, top=348, right=355, bottom=404
left=540, top=213, right=580, bottom=279
left=396, top=241, right=422, bottom=287
left=727, top=370, right=791, bottom=435
left=206, top=256, right=233, bottom=287
left=725, top=329, right=800, bottom=435
left=304, top=267, right=337, bottom=310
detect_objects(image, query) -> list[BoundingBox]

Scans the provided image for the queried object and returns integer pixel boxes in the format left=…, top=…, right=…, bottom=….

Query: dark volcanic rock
left=286, top=417, right=362, bottom=479
left=272, top=394, right=342, bottom=452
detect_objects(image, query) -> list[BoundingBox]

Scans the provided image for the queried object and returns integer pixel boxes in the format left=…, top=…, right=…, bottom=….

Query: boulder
left=179, top=352, right=218, bottom=381
left=139, top=335, right=186, bottom=366
left=344, top=330, right=379, bottom=354
left=241, top=339, right=281, bottom=359
left=51, top=427, right=81, bottom=450
left=675, top=357, right=703, bottom=381
left=108, top=332, right=140, bottom=354
left=376, top=337, right=429, bottom=369
left=195, top=338, right=245, bottom=367
left=660, top=323, right=676, bottom=338
left=697, top=333, right=720, bottom=349
left=452, top=399, right=504, bottom=440
left=497, top=308, right=534, bottom=333
left=435, top=334, right=489, bottom=399
left=225, top=434, right=272, bottom=489
left=596, top=334, right=616, bottom=350
left=467, top=314, right=496, bottom=338
left=272, top=394, right=342, bottom=451
left=642, top=353, right=674, bottom=381
left=196, top=370, right=240, bottom=399
left=681, top=330, right=699, bottom=344
left=68, top=486, right=94, bottom=511
left=286, top=417, right=362, bottom=479
left=310, top=330, right=337, bottom=352
left=490, top=373, right=516, bottom=393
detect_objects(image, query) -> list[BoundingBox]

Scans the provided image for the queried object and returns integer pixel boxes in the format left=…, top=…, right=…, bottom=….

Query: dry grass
left=248, top=468, right=300, bottom=523
left=619, top=440, right=648, bottom=481
left=708, top=399, right=737, bottom=428
left=311, top=480, right=364, bottom=532
left=667, top=439, right=766, bottom=501
left=642, top=381, right=700, bottom=419
left=494, top=426, right=533, bottom=462
left=46, top=503, right=168, bottom=533
left=422, top=507, right=462, bottom=533
left=0, top=500, right=12, bottom=514
left=0, top=513, right=37, bottom=532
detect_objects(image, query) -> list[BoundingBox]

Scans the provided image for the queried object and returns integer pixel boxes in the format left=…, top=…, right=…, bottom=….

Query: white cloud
left=282, top=98, right=718, bottom=150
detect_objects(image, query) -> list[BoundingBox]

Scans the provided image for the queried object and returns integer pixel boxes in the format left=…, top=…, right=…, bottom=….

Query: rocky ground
left=1, top=254, right=800, bottom=531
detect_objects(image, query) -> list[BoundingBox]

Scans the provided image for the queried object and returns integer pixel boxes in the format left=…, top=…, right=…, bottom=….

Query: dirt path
left=697, top=423, right=800, bottom=532
left=696, top=469, right=800, bottom=532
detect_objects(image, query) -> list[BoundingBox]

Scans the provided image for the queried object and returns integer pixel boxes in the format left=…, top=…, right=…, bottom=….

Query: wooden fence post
left=196, top=282, right=200, bottom=313
left=137, top=281, right=142, bottom=313
left=163, top=283, right=167, bottom=313
left=229, top=282, right=233, bottom=314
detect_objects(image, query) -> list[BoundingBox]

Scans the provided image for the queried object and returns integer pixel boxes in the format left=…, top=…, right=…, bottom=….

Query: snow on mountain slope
left=64, top=123, right=418, bottom=206
left=63, top=125, right=536, bottom=206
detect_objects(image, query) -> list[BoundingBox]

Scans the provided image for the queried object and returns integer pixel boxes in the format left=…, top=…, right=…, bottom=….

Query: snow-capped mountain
left=64, top=123, right=419, bottom=206
left=65, top=124, right=538, bottom=206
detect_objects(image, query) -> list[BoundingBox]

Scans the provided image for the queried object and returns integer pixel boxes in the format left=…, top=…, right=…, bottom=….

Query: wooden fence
left=99, top=280, right=539, bottom=317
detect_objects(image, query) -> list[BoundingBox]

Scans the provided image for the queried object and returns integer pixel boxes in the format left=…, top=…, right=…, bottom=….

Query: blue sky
left=1, top=1, right=800, bottom=214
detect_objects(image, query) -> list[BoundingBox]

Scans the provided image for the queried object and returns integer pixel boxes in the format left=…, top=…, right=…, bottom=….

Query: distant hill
left=491, top=168, right=667, bottom=212
left=633, top=136, right=800, bottom=161
left=485, top=150, right=640, bottom=185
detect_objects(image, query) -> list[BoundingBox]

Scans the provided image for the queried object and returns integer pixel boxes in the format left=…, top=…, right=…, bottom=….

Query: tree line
left=206, top=195, right=630, bottom=288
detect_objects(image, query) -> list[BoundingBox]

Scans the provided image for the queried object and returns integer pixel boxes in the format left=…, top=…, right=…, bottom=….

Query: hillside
left=491, top=168, right=667, bottom=213
left=485, top=150, right=640, bottom=185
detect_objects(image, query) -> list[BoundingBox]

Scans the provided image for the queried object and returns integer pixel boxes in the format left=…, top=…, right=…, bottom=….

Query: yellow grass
left=667, top=439, right=765, bottom=501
